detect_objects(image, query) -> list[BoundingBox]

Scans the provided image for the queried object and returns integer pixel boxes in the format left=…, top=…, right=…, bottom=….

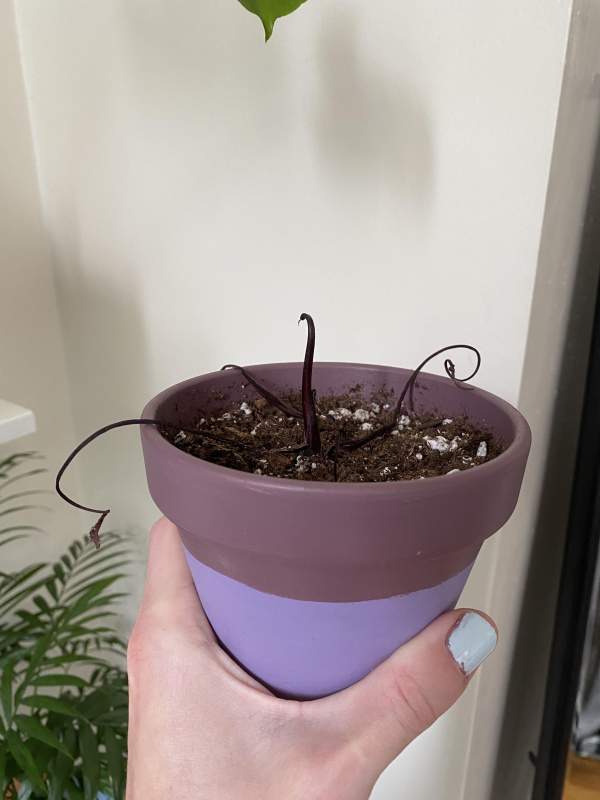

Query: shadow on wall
left=52, top=198, right=155, bottom=632
left=313, top=8, right=434, bottom=213
left=116, top=0, right=294, bottom=147
left=491, top=116, right=600, bottom=797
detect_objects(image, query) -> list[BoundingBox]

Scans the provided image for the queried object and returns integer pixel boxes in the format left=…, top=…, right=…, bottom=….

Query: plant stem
left=340, top=344, right=481, bottom=452
left=299, top=313, right=321, bottom=455
left=221, top=365, right=302, bottom=419
left=56, top=418, right=251, bottom=549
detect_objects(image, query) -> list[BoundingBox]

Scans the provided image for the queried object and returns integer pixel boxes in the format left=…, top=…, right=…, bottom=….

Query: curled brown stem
left=221, top=365, right=302, bottom=419
left=341, top=344, right=482, bottom=452
left=56, top=418, right=253, bottom=548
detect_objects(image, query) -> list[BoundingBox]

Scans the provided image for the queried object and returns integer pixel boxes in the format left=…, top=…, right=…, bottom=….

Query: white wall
left=11, top=1, right=580, bottom=797
left=0, top=0, right=78, bottom=568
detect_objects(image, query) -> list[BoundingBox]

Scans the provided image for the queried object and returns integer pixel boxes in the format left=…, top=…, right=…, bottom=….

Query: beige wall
left=6, top=0, right=596, bottom=796
left=0, top=0, right=78, bottom=568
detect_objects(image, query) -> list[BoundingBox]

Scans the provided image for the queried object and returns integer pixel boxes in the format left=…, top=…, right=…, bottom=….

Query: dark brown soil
left=161, top=388, right=504, bottom=483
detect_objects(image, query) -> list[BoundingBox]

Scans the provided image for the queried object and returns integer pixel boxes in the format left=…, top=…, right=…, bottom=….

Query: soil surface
left=161, top=387, right=504, bottom=482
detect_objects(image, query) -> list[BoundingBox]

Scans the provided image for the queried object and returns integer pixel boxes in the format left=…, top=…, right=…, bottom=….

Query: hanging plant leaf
left=237, top=0, right=309, bottom=41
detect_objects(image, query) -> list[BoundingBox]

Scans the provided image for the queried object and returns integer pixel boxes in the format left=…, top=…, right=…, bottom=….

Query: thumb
left=323, top=610, right=498, bottom=773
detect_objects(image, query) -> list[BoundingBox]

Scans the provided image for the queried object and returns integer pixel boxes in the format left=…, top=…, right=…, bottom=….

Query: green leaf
left=32, top=595, right=52, bottom=616
left=0, top=505, right=50, bottom=518
left=60, top=577, right=124, bottom=619
left=42, top=655, right=108, bottom=669
left=0, top=743, right=6, bottom=789
left=78, top=723, right=99, bottom=800
left=67, top=563, right=130, bottom=596
left=30, top=674, right=87, bottom=689
left=5, top=731, right=44, bottom=793
left=80, top=689, right=115, bottom=720
left=103, top=727, right=124, bottom=800
left=0, top=490, right=48, bottom=506
left=1, top=658, right=14, bottom=722
left=45, top=578, right=59, bottom=602
left=71, top=548, right=131, bottom=581
left=13, top=715, right=72, bottom=757
left=48, top=724, right=76, bottom=800
left=21, top=695, right=86, bottom=720
left=237, top=0, right=308, bottom=40
left=94, top=708, right=128, bottom=726
left=14, top=634, right=52, bottom=706
left=0, top=566, right=48, bottom=616
left=65, top=783, right=84, bottom=800
left=0, top=525, right=42, bottom=537
left=61, top=554, right=72, bottom=570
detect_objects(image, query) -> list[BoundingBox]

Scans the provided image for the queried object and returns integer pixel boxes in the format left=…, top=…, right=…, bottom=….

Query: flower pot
left=141, top=362, right=531, bottom=699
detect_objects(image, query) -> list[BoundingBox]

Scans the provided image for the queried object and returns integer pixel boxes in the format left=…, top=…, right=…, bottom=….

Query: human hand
left=126, top=518, right=497, bottom=800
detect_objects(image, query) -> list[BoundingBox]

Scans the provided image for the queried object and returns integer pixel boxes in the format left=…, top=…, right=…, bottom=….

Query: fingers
left=138, top=517, right=215, bottom=641
left=319, top=609, right=497, bottom=773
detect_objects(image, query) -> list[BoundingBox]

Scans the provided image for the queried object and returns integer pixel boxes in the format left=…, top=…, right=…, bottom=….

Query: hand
left=126, top=518, right=497, bottom=800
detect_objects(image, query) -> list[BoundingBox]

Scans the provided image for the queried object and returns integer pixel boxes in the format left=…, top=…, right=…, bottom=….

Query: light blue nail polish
left=447, top=612, right=497, bottom=675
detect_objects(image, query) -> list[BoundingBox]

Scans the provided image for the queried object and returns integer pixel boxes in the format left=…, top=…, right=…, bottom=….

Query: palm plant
left=0, top=453, right=129, bottom=800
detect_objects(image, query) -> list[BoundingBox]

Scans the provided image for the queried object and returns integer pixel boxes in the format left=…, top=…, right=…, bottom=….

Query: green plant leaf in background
left=0, top=454, right=130, bottom=799
left=238, top=0, right=309, bottom=40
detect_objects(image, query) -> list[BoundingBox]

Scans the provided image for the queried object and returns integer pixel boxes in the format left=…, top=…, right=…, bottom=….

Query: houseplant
left=0, top=454, right=129, bottom=799
left=57, top=315, right=531, bottom=699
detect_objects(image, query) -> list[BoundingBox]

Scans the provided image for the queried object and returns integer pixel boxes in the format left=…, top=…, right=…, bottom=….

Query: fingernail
left=447, top=612, right=497, bottom=675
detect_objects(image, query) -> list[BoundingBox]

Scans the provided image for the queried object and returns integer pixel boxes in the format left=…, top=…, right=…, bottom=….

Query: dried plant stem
left=340, top=345, right=482, bottom=452
left=56, top=418, right=252, bottom=548
left=221, top=365, right=301, bottom=419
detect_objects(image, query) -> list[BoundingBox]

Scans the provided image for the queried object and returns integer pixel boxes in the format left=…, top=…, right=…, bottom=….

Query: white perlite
left=360, top=422, right=373, bottom=431
left=476, top=441, right=488, bottom=459
left=380, top=466, right=391, bottom=476
left=370, top=403, right=381, bottom=414
left=353, top=409, right=371, bottom=423
left=239, top=402, right=252, bottom=416
left=424, top=435, right=460, bottom=453
left=295, top=455, right=308, bottom=473
left=442, top=418, right=453, bottom=425
left=250, top=424, right=261, bottom=436
left=415, top=453, right=423, bottom=461
left=398, top=415, right=411, bottom=428
left=174, top=430, right=187, bottom=444
left=328, top=408, right=352, bottom=421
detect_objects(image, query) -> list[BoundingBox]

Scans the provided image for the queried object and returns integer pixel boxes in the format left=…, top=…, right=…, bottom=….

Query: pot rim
left=141, top=360, right=531, bottom=495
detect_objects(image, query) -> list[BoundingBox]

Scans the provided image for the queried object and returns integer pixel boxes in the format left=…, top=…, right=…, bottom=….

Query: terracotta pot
left=141, top=362, right=531, bottom=699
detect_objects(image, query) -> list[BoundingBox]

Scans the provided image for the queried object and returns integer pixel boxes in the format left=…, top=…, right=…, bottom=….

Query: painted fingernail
left=447, top=612, right=498, bottom=675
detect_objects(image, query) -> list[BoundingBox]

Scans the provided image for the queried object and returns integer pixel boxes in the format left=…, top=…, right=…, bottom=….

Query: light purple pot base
left=186, top=548, right=474, bottom=698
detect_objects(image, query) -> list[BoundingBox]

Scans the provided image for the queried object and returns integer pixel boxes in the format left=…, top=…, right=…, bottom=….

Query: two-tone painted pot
left=141, top=362, right=531, bottom=699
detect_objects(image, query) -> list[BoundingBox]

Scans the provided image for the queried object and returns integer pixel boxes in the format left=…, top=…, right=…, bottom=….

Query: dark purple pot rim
left=141, top=361, right=531, bottom=600
left=141, top=360, right=531, bottom=495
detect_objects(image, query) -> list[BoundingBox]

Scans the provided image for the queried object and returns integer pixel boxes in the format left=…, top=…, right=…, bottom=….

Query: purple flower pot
left=141, top=362, right=531, bottom=699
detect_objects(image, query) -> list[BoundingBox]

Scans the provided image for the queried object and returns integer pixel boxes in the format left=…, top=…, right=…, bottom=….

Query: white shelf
left=0, top=399, right=36, bottom=445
